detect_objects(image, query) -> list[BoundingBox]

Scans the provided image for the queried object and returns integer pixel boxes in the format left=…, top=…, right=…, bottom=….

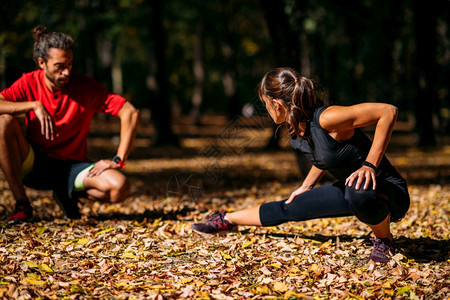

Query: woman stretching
left=192, top=67, right=410, bottom=263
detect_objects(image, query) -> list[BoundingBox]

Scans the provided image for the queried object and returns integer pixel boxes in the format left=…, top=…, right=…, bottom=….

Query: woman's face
left=262, top=95, right=287, bottom=124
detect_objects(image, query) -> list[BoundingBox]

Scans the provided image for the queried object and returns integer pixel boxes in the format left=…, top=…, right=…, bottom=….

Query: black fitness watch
left=113, top=155, right=125, bottom=168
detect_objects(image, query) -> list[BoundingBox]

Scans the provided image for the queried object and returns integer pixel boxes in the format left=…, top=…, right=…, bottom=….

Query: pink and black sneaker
left=367, top=237, right=394, bottom=263
left=8, top=201, right=33, bottom=224
left=192, top=210, right=236, bottom=234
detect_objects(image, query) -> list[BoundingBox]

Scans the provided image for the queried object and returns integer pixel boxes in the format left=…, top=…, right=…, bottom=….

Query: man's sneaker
left=367, top=237, right=393, bottom=263
left=192, top=210, right=236, bottom=234
left=53, top=191, right=81, bottom=219
left=8, top=201, right=33, bottom=224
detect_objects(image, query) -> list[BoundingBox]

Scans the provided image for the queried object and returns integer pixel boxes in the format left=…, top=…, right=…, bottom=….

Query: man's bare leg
left=83, top=169, right=130, bottom=203
left=0, top=115, right=33, bottom=222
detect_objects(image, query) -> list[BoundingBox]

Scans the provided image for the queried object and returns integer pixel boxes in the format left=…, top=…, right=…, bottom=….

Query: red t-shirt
left=0, top=69, right=125, bottom=161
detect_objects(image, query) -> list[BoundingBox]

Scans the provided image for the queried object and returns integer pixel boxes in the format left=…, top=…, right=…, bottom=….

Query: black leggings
left=259, top=180, right=410, bottom=226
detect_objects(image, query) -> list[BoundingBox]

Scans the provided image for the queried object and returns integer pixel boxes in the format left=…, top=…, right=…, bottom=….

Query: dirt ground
left=0, top=114, right=448, bottom=299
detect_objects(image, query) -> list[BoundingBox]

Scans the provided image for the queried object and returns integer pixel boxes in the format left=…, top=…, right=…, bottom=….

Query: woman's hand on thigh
left=345, top=166, right=376, bottom=190
left=286, top=185, right=312, bottom=204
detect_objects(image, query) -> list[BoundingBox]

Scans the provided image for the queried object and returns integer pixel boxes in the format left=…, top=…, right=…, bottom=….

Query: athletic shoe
left=367, top=237, right=393, bottom=263
left=8, top=200, right=33, bottom=224
left=192, top=210, right=236, bottom=234
left=53, top=191, right=82, bottom=219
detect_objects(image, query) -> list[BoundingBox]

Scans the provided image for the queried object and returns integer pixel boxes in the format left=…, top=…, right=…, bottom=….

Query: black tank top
left=290, top=106, right=406, bottom=187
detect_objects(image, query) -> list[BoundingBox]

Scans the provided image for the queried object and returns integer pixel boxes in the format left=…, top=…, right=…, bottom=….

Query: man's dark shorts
left=23, top=147, right=93, bottom=199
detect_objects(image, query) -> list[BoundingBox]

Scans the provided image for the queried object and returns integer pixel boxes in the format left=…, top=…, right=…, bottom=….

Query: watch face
left=113, top=156, right=121, bottom=164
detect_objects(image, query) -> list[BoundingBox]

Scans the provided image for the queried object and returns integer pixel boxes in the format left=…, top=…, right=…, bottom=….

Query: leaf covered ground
left=0, top=117, right=449, bottom=299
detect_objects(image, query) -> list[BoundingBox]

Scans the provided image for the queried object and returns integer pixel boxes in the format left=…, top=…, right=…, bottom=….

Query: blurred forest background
left=0, top=0, right=449, bottom=147
left=0, top=3, right=449, bottom=297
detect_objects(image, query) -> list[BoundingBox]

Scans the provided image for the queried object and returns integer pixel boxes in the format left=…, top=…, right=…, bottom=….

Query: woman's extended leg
left=226, top=205, right=262, bottom=226
left=193, top=182, right=352, bottom=233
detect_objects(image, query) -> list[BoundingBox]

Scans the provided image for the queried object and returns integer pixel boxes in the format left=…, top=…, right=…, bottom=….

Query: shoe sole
left=8, top=218, right=30, bottom=225
left=8, top=208, right=32, bottom=225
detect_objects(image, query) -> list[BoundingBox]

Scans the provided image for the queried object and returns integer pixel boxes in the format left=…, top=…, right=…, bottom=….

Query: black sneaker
left=53, top=191, right=81, bottom=219
left=367, top=237, right=393, bottom=263
left=8, top=200, right=33, bottom=224
left=192, top=210, right=236, bottom=234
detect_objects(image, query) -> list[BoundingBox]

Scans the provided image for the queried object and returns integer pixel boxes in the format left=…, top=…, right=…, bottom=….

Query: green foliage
left=0, top=0, right=448, bottom=132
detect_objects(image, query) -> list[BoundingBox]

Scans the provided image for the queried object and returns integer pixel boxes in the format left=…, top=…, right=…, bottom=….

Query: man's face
left=38, top=48, right=73, bottom=90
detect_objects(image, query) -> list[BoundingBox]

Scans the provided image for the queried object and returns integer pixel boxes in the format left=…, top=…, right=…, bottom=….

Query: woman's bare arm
left=319, top=103, right=398, bottom=190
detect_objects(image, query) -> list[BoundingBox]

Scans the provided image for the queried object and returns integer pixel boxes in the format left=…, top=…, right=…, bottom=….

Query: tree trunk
left=259, top=0, right=302, bottom=149
left=0, top=41, right=5, bottom=89
left=190, top=13, right=205, bottom=125
left=217, top=2, right=240, bottom=120
left=413, top=0, right=439, bottom=146
left=221, top=40, right=239, bottom=119
left=145, top=0, right=179, bottom=146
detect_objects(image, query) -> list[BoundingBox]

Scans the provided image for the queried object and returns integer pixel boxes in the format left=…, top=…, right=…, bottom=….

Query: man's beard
left=45, top=71, right=70, bottom=88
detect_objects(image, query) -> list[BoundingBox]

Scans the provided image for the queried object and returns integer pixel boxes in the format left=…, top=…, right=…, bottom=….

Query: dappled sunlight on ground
left=0, top=115, right=448, bottom=298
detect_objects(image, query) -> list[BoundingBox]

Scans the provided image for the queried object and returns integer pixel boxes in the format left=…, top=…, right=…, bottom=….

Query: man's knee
left=109, top=177, right=130, bottom=203
left=0, top=114, right=16, bottom=135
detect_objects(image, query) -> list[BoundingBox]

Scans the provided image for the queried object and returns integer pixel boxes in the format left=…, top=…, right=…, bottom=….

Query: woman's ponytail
left=258, top=67, right=324, bottom=139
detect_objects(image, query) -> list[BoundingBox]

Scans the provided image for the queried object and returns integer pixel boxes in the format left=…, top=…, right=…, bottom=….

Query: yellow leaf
left=288, top=267, right=300, bottom=275
left=284, top=291, right=308, bottom=299
left=346, top=292, right=364, bottom=299
left=77, top=238, right=89, bottom=245
left=192, top=268, right=208, bottom=274
left=181, top=278, right=193, bottom=284
left=27, top=273, right=41, bottom=280
left=23, top=261, right=39, bottom=268
left=319, top=241, right=332, bottom=249
left=21, top=278, right=47, bottom=286
left=255, top=285, right=270, bottom=295
left=121, top=251, right=139, bottom=259
left=28, top=251, right=48, bottom=256
left=309, top=263, right=319, bottom=273
left=220, top=252, right=232, bottom=260
left=193, top=280, right=204, bottom=286
left=242, top=240, right=253, bottom=248
left=96, top=227, right=115, bottom=235
left=116, top=281, right=130, bottom=287
left=36, top=227, right=46, bottom=235
left=91, top=245, right=103, bottom=255
left=152, top=218, right=162, bottom=228
left=270, top=263, right=281, bottom=269
left=38, top=264, right=54, bottom=273
left=396, top=286, right=412, bottom=295
left=273, top=281, right=288, bottom=293
left=384, top=289, right=394, bottom=296
left=195, top=290, right=209, bottom=298
left=22, top=274, right=46, bottom=286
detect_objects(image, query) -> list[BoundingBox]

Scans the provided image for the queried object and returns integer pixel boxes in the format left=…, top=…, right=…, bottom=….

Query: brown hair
left=258, top=67, right=324, bottom=139
left=32, top=25, right=74, bottom=66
